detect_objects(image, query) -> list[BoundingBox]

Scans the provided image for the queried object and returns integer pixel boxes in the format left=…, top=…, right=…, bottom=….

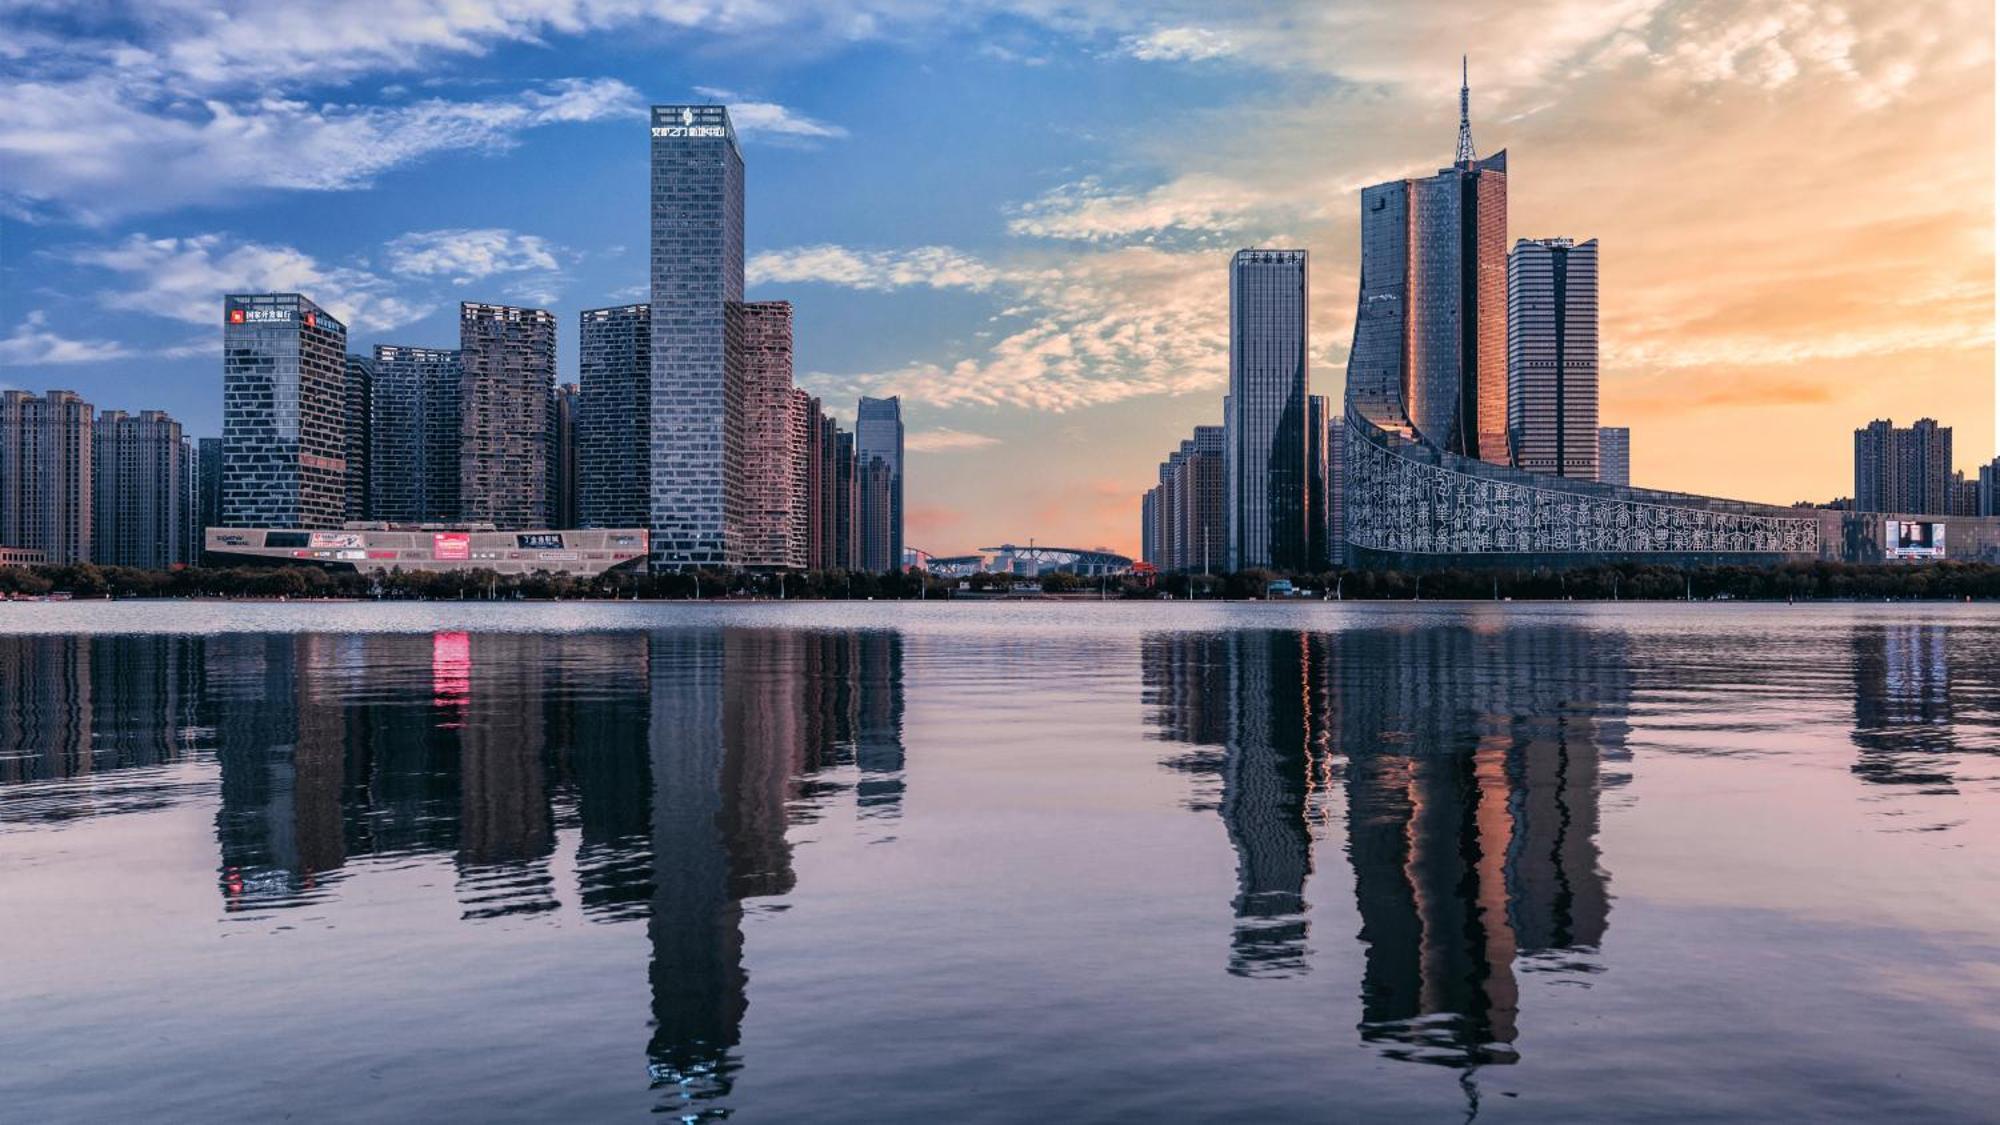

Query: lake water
left=2, top=601, right=1997, bottom=1122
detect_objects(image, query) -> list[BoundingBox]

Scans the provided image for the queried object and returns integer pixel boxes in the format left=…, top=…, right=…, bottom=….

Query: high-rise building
left=578, top=304, right=651, bottom=529
left=1307, top=394, right=1331, bottom=571
left=92, top=409, right=192, bottom=569
left=342, top=354, right=375, bottom=522
left=459, top=302, right=556, bottom=529
left=833, top=428, right=858, bottom=571
left=1346, top=64, right=1508, bottom=466
left=370, top=345, right=462, bottom=524
left=1598, top=427, right=1631, bottom=488
left=855, top=395, right=904, bottom=572
left=222, top=294, right=348, bottom=529
left=1855, top=418, right=1953, bottom=514
left=1947, top=471, right=1980, bottom=517
left=650, top=104, right=746, bottom=570
left=806, top=408, right=854, bottom=571
left=1140, top=487, right=1158, bottom=568
left=731, top=302, right=805, bottom=570
left=1148, top=424, right=1227, bottom=573
left=1323, top=409, right=1345, bottom=569
left=552, top=383, right=579, bottom=530
left=197, top=437, right=223, bottom=536
left=0, top=389, right=94, bottom=563
left=1979, top=457, right=1999, bottom=517
left=1226, top=249, right=1310, bottom=572
left=1508, top=238, right=1600, bottom=480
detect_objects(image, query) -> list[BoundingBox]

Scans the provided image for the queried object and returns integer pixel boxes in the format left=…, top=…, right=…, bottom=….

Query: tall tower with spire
left=1341, top=57, right=1510, bottom=467
left=1456, top=55, right=1477, bottom=165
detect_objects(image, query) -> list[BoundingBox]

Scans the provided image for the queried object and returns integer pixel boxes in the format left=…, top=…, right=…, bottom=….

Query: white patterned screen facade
left=1345, top=420, right=1820, bottom=557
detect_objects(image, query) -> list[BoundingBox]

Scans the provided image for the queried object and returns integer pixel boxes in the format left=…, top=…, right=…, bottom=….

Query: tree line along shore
left=6, top=561, right=2000, bottom=601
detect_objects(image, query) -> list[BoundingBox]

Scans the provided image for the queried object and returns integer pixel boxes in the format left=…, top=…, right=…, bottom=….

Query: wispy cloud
left=385, top=228, right=565, bottom=290
left=748, top=245, right=1001, bottom=291
left=0, top=76, right=641, bottom=221
left=0, top=311, right=135, bottom=365
left=65, top=233, right=431, bottom=331
left=1121, top=27, right=1236, bottom=62
left=906, top=427, right=1003, bottom=452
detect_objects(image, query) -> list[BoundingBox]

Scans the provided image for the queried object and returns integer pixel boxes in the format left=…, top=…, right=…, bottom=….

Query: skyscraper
left=1979, top=457, right=1999, bottom=517
left=855, top=395, right=904, bottom=572
left=343, top=353, right=375, bottom=521
left=1855, top=418, right=1953, bottom=514
left=92, top=409, right=192, bottom=569
left=197, top=436, right=223, bottom=535
left=0, top=389, right=94, bottom=563
left=1226, top=249, right=1309, bottom=572
left=650, top=104, right=746, bottom=569
left=552, top=383, right=580, bottom=530
left=1598, top=427, right=1630, bottom=488
left=807, top=409, right=854, bottom=571
left=1346, top=64, right=1508, bottom=466
left=371, top=345, right=462, bottom=524
left=1148, top=424, right=1226, bottom=573
left=730, top=302, right=806, bottom=570
left=1307, top=394, right=1331, bottom=571
left=1508, top=238, right=1600, bottom=480
left=1323, top=408, right=1345, bottom=569
left=222, top=293, right=347, bottom=529
left=579, top=304, right=651, bottom=529
left=459, top=302, right=556, bottom=529
left=833, top=428, right=858, bottom=571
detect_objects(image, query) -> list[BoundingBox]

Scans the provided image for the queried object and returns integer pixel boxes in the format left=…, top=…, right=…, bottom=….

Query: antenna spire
left=1456, top=54, right=1476, bottom=164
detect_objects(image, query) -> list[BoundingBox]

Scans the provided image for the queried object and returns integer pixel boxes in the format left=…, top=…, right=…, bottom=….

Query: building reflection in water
left=0, top=628, right=906, bottom=1118
left=1146, top=624, right=1629, bottom=1070
left=1849, top=623, right=1980, bottom=791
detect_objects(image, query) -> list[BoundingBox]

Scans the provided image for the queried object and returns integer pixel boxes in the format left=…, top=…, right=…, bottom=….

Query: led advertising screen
left=1885, top=520, right=1946, bottom=560
left=309, top=532, right=364, bottom=550
left=516, top=533, right=563, bottom=550
left=432, top=532, right=471, bottom=561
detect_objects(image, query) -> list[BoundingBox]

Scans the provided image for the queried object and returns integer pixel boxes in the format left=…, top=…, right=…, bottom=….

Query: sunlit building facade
left=733, top=301, right=806, bottom=570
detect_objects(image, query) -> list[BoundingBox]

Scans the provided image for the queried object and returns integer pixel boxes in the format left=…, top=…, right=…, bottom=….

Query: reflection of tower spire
left=1456, top=55, right=1476, bottom=165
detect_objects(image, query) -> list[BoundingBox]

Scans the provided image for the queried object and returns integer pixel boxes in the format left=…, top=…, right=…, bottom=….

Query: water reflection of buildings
left=1848, top=624, right=1991, bottom=791
left=1146, top=624, right=1629, bottom=1068
left=0, top=627, right=906, bottom=1117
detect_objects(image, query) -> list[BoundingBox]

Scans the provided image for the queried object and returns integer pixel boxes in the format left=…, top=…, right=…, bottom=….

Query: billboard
left=516, top=533, right=563, bottom=550
left=433, top=532, right=471, bottom=561
left=1885, top=520, right=1946, bottom=560
left=309, top=531, right=364, bottom=549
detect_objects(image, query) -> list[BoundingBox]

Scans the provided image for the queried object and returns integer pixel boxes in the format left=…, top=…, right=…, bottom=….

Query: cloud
left=727, top=101, right=847, bottom=139
left=906, top=427, right=1003, bottom=452
left=801, top=244, right=1229, bottom=412
left=1007, top=174, right=1308, bottom=242
left=65, top=233, right=431, bottom=331
left=748, top=245, right=1002, bottom=291
left=385, top=229, right=564, bottom=284
left=0, top=311, right=134, bottom=365
left=0, top=77, right=641, bottom=220
left=1122, top=26, right=1236, bottom=62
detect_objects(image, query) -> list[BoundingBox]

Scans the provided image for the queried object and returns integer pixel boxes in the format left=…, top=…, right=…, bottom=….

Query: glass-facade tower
left=855, top=395, right=904, bottom=572
left=650, top=104, right=745, bottom=569
left=221, top=293, right=348, bottom=529
left=1507, top=238, right=1599, bottom=480
left=1225, top=250, right=1309, bottom=572
left=459, top=302, right=555, bottom=530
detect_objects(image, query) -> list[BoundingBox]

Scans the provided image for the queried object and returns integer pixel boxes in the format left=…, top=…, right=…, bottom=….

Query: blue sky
left=1, top=2, right=1992, bottom=553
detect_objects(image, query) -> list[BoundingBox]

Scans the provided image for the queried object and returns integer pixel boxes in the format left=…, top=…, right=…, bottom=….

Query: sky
left=0, top=1, right=1993, bottom=558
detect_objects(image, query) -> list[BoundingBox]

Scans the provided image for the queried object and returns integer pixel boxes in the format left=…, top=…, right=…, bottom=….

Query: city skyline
left=0, top=4, right=1993, bottom=558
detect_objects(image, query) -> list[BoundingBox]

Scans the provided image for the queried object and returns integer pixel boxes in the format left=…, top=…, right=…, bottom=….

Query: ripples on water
left=1, top=603, right=1997, bottom=1121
